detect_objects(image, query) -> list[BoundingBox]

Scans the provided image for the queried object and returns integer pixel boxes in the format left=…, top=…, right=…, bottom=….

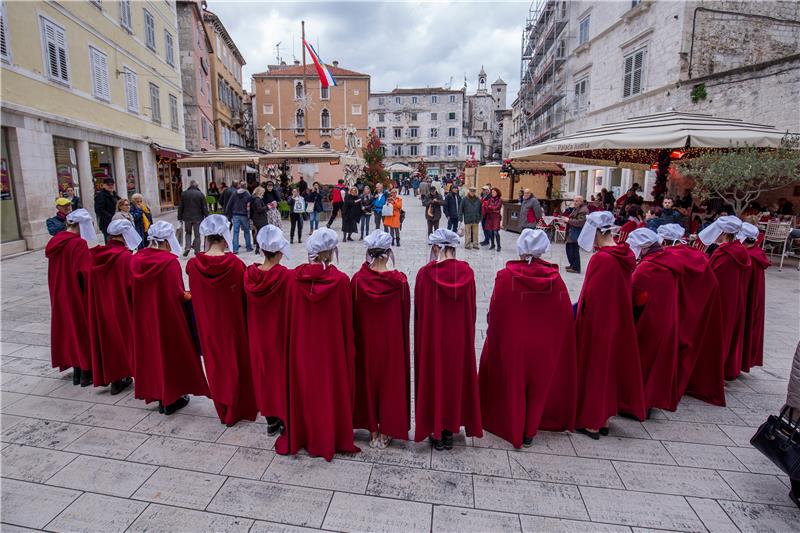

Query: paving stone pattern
left=1, top=197, right=799, bottom=532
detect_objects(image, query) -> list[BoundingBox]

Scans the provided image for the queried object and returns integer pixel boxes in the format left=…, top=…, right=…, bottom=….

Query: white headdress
left=657, top=223, right=686, bottom=244
left=147, top=220, right=182, bottom=255
left=256, top=225, right=290, bottom=259
left=107, top=219, right=142, bottom=250
left=698, top=215, right=743, bottom=245
left=577, top=211, right=615, bottom=252
left=427, top=228, right=460, bottom=262
left=306, top=227, right=338, bottom=265
left=516, top=228, right=550, bottom=262
left=627, top=228, right=663, bottom=259
left=199, top=214, right=233, bottom=252
left=737, top=222, right=759, bottom=242
left=66, top=208, right=97, bottom=243
left=363, top=229, right=394, bottom=265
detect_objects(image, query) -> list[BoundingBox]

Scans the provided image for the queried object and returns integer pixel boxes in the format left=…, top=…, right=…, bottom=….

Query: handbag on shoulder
left=750, top=406, right=800, bottom=478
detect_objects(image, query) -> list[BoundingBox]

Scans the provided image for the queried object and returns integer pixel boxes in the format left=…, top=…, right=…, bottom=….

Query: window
left=1, top=1, right=10, bottom=61
left=411, top=96, right=418, bottom=104
left=410, top=112, right=418, bottom=122
left=631, top=0, right=642, bottom=7
left=409, top=145, right=418, bottom=156
left=123, top=67, right=138, bottom=112
left=88, top=46, right=110, bottom=101
left=201, top=117, right=209, bottom=140
left=393, top=112, right=401, bottom=121
left=427, top=145, right=439, bottom=157
left=623, top=48, right=646, bottom=98
left=446, top=145, right=458, bottom=157
left=353, top=89, right=359, bottom=95
left=567, top=171, right=576, bottom=191
left=579, top=15, right=590, bottom=45
left=394, top=127, right=402, bottom=139
left=429, top=128, right=438, bottom=138
left=164, top=31, right=174, bottom=66
left=431, top=95, right=438, bottom=103
left=392, top=145, right=402, bottom=157
left=149, top=83, right=160, bottom=123
left=294, top=80, right=303, bottom=99
left=448, top=112, right=456, bottom=121
left=448, top=127, right=457, bottom=137
left=395, top=96, right=401, bottom=104
left=409, top=127, right=418, bottom=138
left=295, top=109, right=304, bottom=132
left=320, top=85, right=329, bottom=99
left=378, top=97, right=385, bottom=105
left=351, top=104, right=362, bottom=115
left=206, top=82, right=211, bottom=105
left=169, top=94, right=178, bottom=130
left=377, top=127, right=385, bottom=139
left=143, top=9, right=156, bottom=51
left=556, top=39, right=566, bottom=59
left=320, top=109, right=331, bottom=132
left=574, top=77, right=589, bottom=114
left=467, top=145, right=475, bottom=155
left=119, top=0, right=132, bottom=32
left=40, top=16, right=69, bottom=84
left=449, top=95, right=456, bottom=103
left=263, top=103, right=273, bottom=114
left=430, top=112, right=437, bottom=121
left=378, top=113, right=385, bottom=123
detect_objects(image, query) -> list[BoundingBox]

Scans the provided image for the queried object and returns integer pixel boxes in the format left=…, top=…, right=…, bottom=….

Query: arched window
left=295, top=81, right=304, bottom=99
left=295, top=109, right=305, bottom=132
left=322, top=141, right=331, bottom=149
left=320, top=108, right=331, bottom=130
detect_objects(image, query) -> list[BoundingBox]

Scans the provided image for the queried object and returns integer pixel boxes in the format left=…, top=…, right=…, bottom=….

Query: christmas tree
left=416, top=158, right=428, bottom=180
left=362, top=128, right=389, bottom=188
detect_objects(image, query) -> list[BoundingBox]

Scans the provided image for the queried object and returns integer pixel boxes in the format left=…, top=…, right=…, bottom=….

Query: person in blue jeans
left=373, top=182, right=386, bottom=230
left=224, top=180, right=253, bottom=254
left=306, top=182, right=324, bottom=234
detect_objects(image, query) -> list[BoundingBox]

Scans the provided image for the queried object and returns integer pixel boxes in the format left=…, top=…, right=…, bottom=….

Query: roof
left=253, top=64, right=369, bottom=78
left=370, top=87, right=465, bottom=96
left=202, top=9, right=246, bottom=65
left=492, top=77, right=506, bottom=85
left=479, top=65, right=487, bottom=77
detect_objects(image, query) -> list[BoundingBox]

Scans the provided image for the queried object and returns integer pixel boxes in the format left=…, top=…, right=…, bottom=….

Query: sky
left=207, top=0, right=532, bottom=98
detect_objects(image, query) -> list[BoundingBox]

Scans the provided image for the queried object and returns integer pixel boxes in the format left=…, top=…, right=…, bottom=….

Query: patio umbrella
left=176, top=147, right=261, bottom=167
left=510, top=111, right=788, bottom=169
left=259, top=143, right=341, bottom=164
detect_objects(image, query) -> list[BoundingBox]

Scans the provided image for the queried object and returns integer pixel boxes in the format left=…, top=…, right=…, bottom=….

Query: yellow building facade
left=1, top=0, right=186, bottom=253
left=203, top=8, right=244, bottom=149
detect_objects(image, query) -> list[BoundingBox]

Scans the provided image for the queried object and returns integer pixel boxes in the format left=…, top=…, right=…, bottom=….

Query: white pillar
left=603, top=167, right=613, bottom=189
left=113, top=147, right=127, bottom=198
left=621, top=168, right=633, bottom=192
left=75, top=140, right=94, bottom=215
left=643, top=170, right=656, bottom=201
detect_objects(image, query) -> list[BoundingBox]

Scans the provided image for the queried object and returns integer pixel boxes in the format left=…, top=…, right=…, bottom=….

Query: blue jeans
left=373, top=212, right=382, bottom=230
left=232, top=214, right=252, bottom=253
left=447, top=217, right=459, bottom=232
left=360, top=215, right=371, bottom=239
left=309, top=211, right=320, bottom=232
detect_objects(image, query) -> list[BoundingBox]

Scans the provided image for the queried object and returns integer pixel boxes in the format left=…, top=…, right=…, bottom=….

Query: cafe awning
left=387, top=162, right=414, bottom=173
left=259, top=143, right=341, bottom=164
left=510, top=111, right=788, bottom=170
left=176, top=147, right=261, bottom=167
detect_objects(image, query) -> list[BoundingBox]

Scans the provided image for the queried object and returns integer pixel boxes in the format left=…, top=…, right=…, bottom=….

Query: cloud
left=206, top=0, right=529, bottom=99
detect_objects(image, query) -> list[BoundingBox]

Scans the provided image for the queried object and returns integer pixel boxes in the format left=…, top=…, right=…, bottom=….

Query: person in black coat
left=220, top=183, right=236, bottom=215
left=422, top=189, right=444, bottom=235
left=94, top=177, right=120, bottom=243
left=443, top=186, right=462, bottom=233
left=341, top=186, right=361, bottom=242
left=250, top=186, right=269, bottom=254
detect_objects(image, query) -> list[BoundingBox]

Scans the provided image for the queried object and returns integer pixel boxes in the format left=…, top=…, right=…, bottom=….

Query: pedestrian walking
left=249, top=186, right=269, bottom=254
left=94, top=177, right=119, bottom=243
left=359, top=185, right=374, bottom=240
left=422, top=188, right=443, bottom=235
left=220, top=182, right=235, bottom=215
left=382, top=189, right=403, bottom=246
left=418, top=178, right=431, bottom=199
left=518, top=188, right=543, bottom=230
left=563, top=196, right=588, bottom=273
left=288, top=187, right=307, bottom=244
left=460, top=187, right=482, bottom=249
left=444, top=185, right=462, bottom=232
left=177, top=180, right=209, bottom=257
left=224, top=181, right=253, bottom=254
left=263, top=180, right=283, bottom=228
left=326, top=179, right=347, bottom=229
left=342, top=186, right=361, bottom=242
left=483, top=187, right=503, bottom=251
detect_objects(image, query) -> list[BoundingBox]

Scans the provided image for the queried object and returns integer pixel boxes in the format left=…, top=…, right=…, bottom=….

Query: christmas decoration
left=362, top=128, right=389, bottom=188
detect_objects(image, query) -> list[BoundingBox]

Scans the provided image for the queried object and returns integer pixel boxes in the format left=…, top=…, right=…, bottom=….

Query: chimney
left=294, top=59, right=300, bottom=66
left=332, top=60, right=339, bottom=67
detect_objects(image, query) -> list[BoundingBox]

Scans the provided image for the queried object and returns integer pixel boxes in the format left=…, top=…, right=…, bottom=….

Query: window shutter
left=623, top=54, right=634, bottom=97
left=125, top=69, right=139, bottom=112
left=632, top=50, right=644, bottom=95
left=90, top=47, right=109, bottom=101
left=0, top=3, right=10, bottom=60
left=42, top=18, right=69, bottom=83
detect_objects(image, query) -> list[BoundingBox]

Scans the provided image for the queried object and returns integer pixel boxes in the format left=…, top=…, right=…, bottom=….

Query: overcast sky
left=207, top=0, right=531, bottom=98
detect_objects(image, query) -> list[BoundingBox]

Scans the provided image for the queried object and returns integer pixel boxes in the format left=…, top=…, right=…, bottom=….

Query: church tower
left=491, top=77, right=507, bottom=110
left=477, top=66, right=487, bottom=94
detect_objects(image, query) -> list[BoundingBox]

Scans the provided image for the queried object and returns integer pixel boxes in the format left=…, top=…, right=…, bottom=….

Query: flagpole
left=301, top=20, right=308, bottom=142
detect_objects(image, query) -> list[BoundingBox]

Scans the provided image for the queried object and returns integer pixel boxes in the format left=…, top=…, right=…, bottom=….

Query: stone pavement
left=2, top=196, right=800, bottom=532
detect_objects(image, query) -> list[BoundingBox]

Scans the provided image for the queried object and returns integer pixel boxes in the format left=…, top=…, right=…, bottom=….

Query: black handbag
left=750, top=406, right=800, bottom=478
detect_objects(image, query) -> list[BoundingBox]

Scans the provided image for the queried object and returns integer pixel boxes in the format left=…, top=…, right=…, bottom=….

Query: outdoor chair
left=762, top=221, right=793, bottom=271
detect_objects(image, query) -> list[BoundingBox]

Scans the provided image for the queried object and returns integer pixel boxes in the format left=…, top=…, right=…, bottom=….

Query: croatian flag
left=303, top=40, right=337, bottom=88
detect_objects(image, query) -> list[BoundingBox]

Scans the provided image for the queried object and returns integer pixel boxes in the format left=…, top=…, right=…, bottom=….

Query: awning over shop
left=259, top=144, right=341, bottom=164
left=176, top=147, right=261, bottom=167
left=387, top=162, right=414, bottom=173
left=151, top=143, right=190, bottom=160
left=510, top=111, right=788, bottom=169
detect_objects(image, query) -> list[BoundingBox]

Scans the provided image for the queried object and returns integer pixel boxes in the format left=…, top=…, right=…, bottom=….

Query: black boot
left=266, top=417, right=281, bottom=436
left=523, top=436, right=534, bottom=447
left=442, top=430, right=454, bottom=450
left=489, top=234, right=495, bottom=250
left=496, top=234, right=501, bottom=252
left=430, top=435, right=445, bottom=451
left=80, top=369, right=93, bottom=387
left=164, top=395, right=190, bottom=415
left=72, top=367, right=82, bottom=386
left=110, top=377, right=133, bottom=395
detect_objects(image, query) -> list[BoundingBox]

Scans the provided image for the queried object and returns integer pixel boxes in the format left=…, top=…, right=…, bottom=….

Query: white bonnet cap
left=516, top=228, right=550, bottom=260
left=107, top=219, right=141, bottom=250
left=147, top=220, right=182, bottom=255
left=657, top=223, right=686, bottom=243
left=306, top=227, right=339, bottom=264
left=66, top=208, right=97, bottom=243
left=199, top=214, right=233, bottom=252
left=737, top=222, right=759, bottom=242
left=577, top=211, right=615, bottom=252
left=698, top=215, right=743, bottom=245
left=363, top=229, right=394, bottom=265
left=428, top=228, right=461, bottom=261
left=256, top=225, right=290, bottom=259
left=627, top=227, right=663, bottom=259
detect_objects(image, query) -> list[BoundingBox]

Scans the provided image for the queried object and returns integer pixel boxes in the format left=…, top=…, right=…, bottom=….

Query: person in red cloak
left=737, top=223, right=769, bottom=372
left=87, top=219, right=140, bottom=395
left=45, top=208, right=95, bottom=386
left=131, top=221, right=209, bottom=415
left=277, top=228, right=359, bottom=461
left=574, top=211, right=646, bottom=439
left=698, top=216, right=752, bottom=381
left=479, top=229, right=576, bottom=448
left=352, top=229, right=411, bottom=449
left=186, top=215, right=258, bottom=426
left=657, top=224, right=726, bottom=406
left=245, top=225, right=293, bottom=436
left=415, top=228, right=482, bottom=450
left=628, top=228, right=683, bottom=412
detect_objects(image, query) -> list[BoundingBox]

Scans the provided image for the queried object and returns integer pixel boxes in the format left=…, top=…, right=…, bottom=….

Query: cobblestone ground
left=2, top=197, right=799, bottom=532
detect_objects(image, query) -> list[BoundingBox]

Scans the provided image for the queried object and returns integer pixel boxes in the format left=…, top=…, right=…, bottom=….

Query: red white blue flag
left=303, top=40, right=337, bottom=88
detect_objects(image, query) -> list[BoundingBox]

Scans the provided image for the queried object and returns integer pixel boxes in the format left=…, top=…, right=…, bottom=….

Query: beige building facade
left=1, top=0, right=186, bottom=253
left=252, top=62, right=370, bottom=153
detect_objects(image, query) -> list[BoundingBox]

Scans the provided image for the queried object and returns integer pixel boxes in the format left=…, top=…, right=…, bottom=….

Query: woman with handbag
left=263, top=181, right=283, bottom=229
left=306, top=182, right=324, bottom=235
left=382, top=189, right=403, bottom=247
left=249, top=187, right=269, bottom=255
left=359, top=185, right=374, bottom=240
left=287, top=188, right=306, bottom=244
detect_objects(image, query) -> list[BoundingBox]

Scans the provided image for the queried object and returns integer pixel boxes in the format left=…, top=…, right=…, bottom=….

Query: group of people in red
left=46, top=205, right=767, bottom=460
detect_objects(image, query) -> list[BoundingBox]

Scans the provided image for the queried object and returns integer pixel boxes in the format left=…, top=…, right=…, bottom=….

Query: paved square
left=2, top=198, right=799, bottom=531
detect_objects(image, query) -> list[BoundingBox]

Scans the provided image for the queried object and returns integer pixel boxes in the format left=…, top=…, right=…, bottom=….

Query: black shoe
left=72, top=367, right=82, bottom=386
left=298, top=239, right=302, bottom=244
left=158, top=401, right=164, bottom=414
left=523, top=436, right=534, bottom=448
left=80, top=369, right=93, bottom=387
left=182, top=249, right=190, bottom=257
left=110, top=377, right=133, bottom=395
left=489, top=244, right=495, bottom=250
left=599, top=427, right=610, bottom=436
left=443, top=432, right=454, bottom=450
left=577, top=428, right=600, bottom=440
left=266, top=417, right=281, bottom=436
left=430, top=436, right=445, bottom=451
left=164, top=395, right=190, bottom=415
left=496, top=245, right=501, bottom=252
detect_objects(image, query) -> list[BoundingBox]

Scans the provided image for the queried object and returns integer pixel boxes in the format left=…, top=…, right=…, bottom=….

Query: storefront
left=89, top=143, right=115, bottom=192
left=1, top=129, right=21, bottom=243
left=123, top=149, right=140, bottom=196
left=154, top=145, right=188, bottom=210
left=53, top=137, right=80, bottom=196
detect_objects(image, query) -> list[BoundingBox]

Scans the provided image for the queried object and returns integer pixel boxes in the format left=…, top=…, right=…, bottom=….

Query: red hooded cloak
left=187, top=253, right=258, bottom=425
left=742, top=245, right=769, bottom=372
left=88, top=240, right=134, bottom=386
left=709, top=241, right=752, bottom=380
left=414, top=258, right=483, bottom=441
left=131, top=248, right=209, bottom=406
left=575, top=244, right=646, bottom=428
left=277, top=263, right=359, bottom=461
left=632, top=249, right=682, bottom=411
left=351, top=263, right=411, bottom=440
left=244, top=263, right=294, bottom=423
left=479, top=259, right=576, bottom=448
left=45, top=231, right=92, bottom=372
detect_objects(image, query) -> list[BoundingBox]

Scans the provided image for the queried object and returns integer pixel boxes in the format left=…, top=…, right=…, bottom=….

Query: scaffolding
left=518, top=0, right=568, bottom=148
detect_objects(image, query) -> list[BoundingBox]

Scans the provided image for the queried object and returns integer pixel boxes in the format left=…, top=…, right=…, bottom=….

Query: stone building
left=0, top=0, right=186, bottom=253
left=513, top=0, right=800, bottom=202
left=465, top=67, right=508, bottom=162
